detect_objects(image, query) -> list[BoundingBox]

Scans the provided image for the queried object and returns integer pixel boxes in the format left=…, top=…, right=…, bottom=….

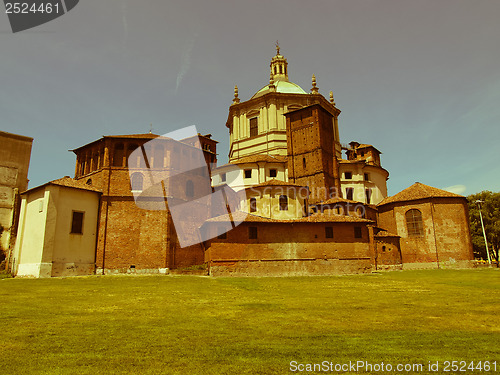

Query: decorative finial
left=311, top=74, right=319, bottom=94
left=149, top=123, right=153, bottom=134
left=232, top=85, right=240, bottom=105
left=329, top=91, right=335, bottom=105
left=275, top=40, right=280, bottom=55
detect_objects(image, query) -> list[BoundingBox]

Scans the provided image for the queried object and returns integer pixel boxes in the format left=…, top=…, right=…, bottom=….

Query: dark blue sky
left=1, top=0, right=499, bottom=196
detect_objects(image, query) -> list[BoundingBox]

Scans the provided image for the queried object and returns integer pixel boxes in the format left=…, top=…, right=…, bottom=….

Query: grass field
left=1, top=269, right=498, bottom=374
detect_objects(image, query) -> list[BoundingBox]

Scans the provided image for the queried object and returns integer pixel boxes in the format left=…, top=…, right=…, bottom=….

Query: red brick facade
left=72, top=134, right=216, bottom=273
left=286, top=104, right=342, bottom=203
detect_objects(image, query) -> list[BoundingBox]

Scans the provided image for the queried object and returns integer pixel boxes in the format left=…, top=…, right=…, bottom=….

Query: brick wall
left=377, top=197, right=474, bottom=267
left=204, top=221, right=373, bottom=276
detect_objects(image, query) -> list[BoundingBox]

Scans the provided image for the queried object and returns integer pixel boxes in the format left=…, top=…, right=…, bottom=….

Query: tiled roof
left=374, top=230, right=400, bottom=238
left=338, top=159, right=361, bottom=164
left=378, top=182, right=463, bottom=206
left=244, top=179, right=306, bottom=189
left=315, top=196, right=361, bottom=205
left=50, top=177, right=102, bottom=192
left=23, top=176, right=102, bottom=195
left=103, top=133, right=161, bottom=139
left=204, top=211, right=373, bottom=224
left=231, top=154, right=287, bottom=165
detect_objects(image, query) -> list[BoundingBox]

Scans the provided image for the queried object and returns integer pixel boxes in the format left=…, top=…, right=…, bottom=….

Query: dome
left=251, top=80, right=307, bottom=99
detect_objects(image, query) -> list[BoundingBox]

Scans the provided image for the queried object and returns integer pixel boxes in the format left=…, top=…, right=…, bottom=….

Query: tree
left=467, top=191, right=500, bottom=262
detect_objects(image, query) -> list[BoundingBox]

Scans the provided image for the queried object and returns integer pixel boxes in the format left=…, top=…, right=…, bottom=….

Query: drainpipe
left=430, top=202, right=440, bottom=269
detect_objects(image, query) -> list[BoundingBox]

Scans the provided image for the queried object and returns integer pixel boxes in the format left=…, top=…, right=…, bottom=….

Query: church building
left=9, top=45, right=474, bottom=277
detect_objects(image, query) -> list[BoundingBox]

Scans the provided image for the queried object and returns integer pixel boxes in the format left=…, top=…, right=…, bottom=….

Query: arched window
left=186, top=180, right=194, bottom=198
left=131, top=173, right=144, bottom=192
left=406, top=209, right=423, bottom=237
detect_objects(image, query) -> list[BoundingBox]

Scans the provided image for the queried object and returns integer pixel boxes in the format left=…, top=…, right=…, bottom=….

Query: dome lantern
left=270, top=41, right=289, bottom=83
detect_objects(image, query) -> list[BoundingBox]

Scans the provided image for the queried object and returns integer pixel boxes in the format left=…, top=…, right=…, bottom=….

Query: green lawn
left=0, top=269, right=498, bottom=374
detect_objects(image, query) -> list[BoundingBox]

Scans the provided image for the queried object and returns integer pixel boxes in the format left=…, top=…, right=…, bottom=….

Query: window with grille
left=325, top=227, right=333, bottom=239
left=406, top=209, right=424, bottom=237
left=250, top=117, right=258, bottom=137
left=269, top=169, right=277, bottom=178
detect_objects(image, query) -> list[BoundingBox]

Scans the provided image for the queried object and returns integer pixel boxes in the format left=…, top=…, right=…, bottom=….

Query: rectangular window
left=244, top=169, right=252, bottom=179
left=325, top=226, right=333, bottom=239
left=365, top=188, right=372, bottom=204
left=71, top=211, right=84, bottom=234
left=269, top=169, right=277, bottom=178
left=221, top=173, right=226, bottom=183
left=279, top=195, right=288, bottom=211
left=249, top=226, right=258, bottom=239
left=354, top=226, right=362, bottom=239
left=344, top=172, right=352, bottom=179
left=346, top=187, right=354, bottom=201
left=364, top=173, right=369, bottom=181
left=250, top=117, right=258, bottom=137
left=250, top=197, right=257, bottom=213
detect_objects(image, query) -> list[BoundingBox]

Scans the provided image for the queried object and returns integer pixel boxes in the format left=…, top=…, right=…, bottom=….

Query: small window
left=220, top=173, right=226, bottom=183
left=269, top=169, right=277, bottom=178
left=186, top=180, right=194, bottom=198
left=364, top=173, right=369, bottom=181
left=354, top=226, right=362, bottom=239
left=86, top=178, right=92, bottom=186
left=250, top=117, right=258, bottom=137
left=303, top=157, right=306, bottom=169
left=346, top=188, right=354, bottom=201
left=406, top=209, right=424, bottom=237
left=344, top=172, right=352, bottom=179
left=71, top=211, right=84, bottom=234
left=325, top=227, right=333, bottom=239
left=244, top=169, right=252, bottom=179
left=382, top=246, right=386, bottom=252
left=279, top=195, right=288, bottom=211
left=249, top=226, right=258, bottom=239
left=365, top=188, right=372, bottom=204
left=250, top=198, right=257, bottom=213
